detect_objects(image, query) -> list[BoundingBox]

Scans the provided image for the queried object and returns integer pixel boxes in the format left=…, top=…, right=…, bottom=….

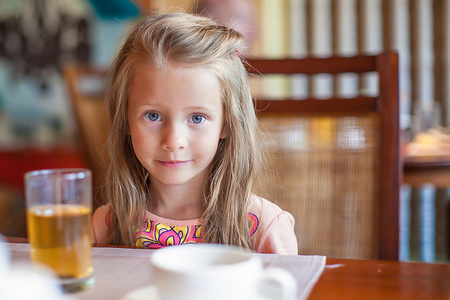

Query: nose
left=161, top=122, right=186, bottom=152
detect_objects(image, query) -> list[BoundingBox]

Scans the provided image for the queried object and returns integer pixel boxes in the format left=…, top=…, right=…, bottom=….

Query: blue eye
left=191, top=115, right=205, bottom=124
left=146, top=112, right=160, bottom=121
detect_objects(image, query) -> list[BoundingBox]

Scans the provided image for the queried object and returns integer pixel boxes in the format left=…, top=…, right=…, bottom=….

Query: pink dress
left=92, top=194, right=298, bottom=255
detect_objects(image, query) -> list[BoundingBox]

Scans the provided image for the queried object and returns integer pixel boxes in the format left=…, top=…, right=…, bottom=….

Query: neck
left=148, top=179, right=206, bottom=220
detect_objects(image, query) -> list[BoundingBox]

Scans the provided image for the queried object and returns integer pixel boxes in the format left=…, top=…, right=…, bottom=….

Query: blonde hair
left=105, top=11, right=263, bottom=248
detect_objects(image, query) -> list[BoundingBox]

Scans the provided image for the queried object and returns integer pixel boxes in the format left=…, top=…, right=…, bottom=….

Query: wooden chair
left=64, top=65, right=109, bottom=210
left=246, top=52, right=400, bottom=260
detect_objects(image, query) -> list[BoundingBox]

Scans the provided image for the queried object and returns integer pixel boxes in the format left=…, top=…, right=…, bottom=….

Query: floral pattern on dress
left=106, top=211, right=259, bottom=248
left=134, top=221, right=202, bottom=248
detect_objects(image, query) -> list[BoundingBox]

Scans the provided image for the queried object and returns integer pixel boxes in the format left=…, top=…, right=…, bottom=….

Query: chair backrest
left=246, top=52, right=400, bottom=260
left=64, top=65, right=109, bottom=210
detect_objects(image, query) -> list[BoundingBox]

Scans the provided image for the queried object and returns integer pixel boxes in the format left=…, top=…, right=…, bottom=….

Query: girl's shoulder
left=248, top=193, right=296, bottom=233
left=248, top=194, right=298, bottom=255
left=248, top=194, right=286, bottom=218
left=93, top=204, right=111, bottom=223
left=92, top=204, right=111, bottom=244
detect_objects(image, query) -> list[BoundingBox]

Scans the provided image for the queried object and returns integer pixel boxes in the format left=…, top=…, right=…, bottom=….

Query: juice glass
left=25, top=168, right=94, bottom=292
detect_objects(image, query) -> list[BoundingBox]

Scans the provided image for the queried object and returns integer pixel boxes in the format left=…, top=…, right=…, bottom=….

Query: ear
left=220, top=124, right=228, bottom=139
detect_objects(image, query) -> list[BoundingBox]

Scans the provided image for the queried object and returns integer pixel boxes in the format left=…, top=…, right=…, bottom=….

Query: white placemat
left=6, top=243, right=326, bottom=300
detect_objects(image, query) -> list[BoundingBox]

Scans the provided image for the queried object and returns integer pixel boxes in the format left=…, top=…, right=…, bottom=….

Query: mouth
left=158, top=160, right=189, bottom=168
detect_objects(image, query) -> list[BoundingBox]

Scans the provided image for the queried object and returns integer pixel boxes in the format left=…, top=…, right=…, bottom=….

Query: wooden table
left=403, top=154, right=450, bottom=188
left=309, top=258, right=450, bottom=299
left=5, top=238, right=450, bottom=300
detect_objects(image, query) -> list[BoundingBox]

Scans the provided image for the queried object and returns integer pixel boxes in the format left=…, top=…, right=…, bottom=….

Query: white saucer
left=121, top=285, right=159, bottom=300
left=121, top=285, right=278, bottom=300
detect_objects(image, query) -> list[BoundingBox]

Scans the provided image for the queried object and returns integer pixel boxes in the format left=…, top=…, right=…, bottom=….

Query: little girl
left=92, top=11, right=298, bottom=255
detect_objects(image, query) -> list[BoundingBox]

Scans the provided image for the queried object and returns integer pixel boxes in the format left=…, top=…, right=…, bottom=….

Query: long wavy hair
left=104, top=11, right=263, bottom=248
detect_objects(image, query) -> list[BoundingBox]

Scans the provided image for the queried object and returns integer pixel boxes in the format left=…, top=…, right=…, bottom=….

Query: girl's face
left=127, top=63, right=227, bottom=189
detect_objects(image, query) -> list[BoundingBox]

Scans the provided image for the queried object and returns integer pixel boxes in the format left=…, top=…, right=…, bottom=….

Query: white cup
left=150, top=244, right=297, bottom=300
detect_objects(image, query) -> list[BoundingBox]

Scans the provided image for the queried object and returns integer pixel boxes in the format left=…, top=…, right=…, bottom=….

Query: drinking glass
left=25, top=168, right=94, bottom=292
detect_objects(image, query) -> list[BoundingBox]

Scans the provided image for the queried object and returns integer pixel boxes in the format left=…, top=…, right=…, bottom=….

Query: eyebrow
left=186, top=105, right=217, bottom=112
left=129, top=102, right=218, bottom=114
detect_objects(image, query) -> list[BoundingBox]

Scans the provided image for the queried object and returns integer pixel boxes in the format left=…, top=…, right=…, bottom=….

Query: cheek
left=129, top=128, right=154, bottom=157
left=194, top=128, right=223, bottom=155
left=130, top=137, right=145, bottom=161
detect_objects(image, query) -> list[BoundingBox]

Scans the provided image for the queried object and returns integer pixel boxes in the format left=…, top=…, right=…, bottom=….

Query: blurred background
left=0, top=0, right=448, bottom=263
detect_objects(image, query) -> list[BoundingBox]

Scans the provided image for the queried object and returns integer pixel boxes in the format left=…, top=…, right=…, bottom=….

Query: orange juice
left=27, top=205, right=93, bottom=279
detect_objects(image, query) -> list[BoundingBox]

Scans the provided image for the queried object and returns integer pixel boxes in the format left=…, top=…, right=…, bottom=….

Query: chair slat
left=254, top=97, right=377, bottom=115
left=246, top=55, right=377, bottom=75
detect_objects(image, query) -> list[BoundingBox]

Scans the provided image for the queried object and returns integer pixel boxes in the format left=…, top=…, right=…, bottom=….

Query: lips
left=158, top=160, right=189, bottom=168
